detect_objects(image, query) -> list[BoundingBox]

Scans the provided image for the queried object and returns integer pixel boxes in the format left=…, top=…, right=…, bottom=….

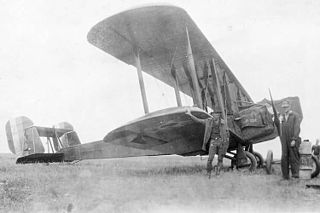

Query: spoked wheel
left=253, top=151, right=264, bottom=168
left=265, top=150, right=273, bottom=174
left=237, top=151, right=257, bottom=172
left=311, top=155, right=320, bottom=178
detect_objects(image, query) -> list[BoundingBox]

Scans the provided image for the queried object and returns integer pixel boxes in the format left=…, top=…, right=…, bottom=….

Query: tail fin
left=54, top=122, right=81, bottom=148
left=5, top=116, right=45, bottom=156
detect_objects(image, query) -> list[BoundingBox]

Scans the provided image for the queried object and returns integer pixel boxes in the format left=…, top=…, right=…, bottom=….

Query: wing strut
left=170, top=48, right=182, bottom=107
left=135, top=49, right=149, bottom=114
left=211, top=58, right=227, bottom=128
left=171, top=65, right=182, bottom=107
left=186, top=26, right=203, bottom=108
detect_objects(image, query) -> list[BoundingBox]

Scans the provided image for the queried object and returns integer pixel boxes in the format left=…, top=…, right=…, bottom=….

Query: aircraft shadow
left=124, top=165, right=205, bottom=177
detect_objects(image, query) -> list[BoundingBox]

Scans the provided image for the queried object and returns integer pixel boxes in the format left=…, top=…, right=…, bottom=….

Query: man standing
left=279, top=100, right=302, bottom=179
left=186, top=109, right=229, bottom=176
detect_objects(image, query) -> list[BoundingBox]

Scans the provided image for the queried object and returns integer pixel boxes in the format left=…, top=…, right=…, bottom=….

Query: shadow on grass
left=122, top=164, right=272, bottom=177
left=124, top=164, right=206, bottom=177
left=0, top=177, right=33, bottom=211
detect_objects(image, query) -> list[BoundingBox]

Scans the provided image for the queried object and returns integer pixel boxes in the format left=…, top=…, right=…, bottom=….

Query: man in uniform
left=186, top=109, right=229, bottom=176
left=279, top=100, right=302, bottom=179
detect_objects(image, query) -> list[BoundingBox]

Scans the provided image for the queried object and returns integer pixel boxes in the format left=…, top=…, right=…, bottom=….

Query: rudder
left=54, top=122, right=81, bottom=148
left=5, top=116, right=45, bottom=157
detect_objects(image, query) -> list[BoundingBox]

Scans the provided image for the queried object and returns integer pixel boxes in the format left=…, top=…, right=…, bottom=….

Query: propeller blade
left=269, top=89, right=281, bottom=136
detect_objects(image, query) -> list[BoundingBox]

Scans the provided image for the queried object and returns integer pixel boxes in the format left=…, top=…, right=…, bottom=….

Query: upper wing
left=87, top=5, right=252, bottom=108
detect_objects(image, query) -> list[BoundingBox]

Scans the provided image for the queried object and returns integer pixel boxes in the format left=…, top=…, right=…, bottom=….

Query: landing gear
left=226, top=150, right=257, bottom=172
left=253, top=151, right=264, bottom=168
left=242, top=151, right=257, bottom=172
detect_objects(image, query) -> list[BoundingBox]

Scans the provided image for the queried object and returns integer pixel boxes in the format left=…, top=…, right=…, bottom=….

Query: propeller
left=269, top=89, right=281, bottom=136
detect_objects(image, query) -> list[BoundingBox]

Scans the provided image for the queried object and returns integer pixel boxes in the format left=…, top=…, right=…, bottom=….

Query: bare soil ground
left=0, top=153, right=319, bottom=213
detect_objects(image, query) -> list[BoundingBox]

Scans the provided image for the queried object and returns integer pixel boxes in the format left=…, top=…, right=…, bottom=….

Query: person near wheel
left=186, top=109, right=229, bottom=177
left=279, top=100, right=302, bottom=179
left=312, top=139, right=320, bottom=161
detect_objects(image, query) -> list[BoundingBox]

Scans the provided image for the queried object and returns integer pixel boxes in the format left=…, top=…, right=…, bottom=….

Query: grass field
left=0, top=153, right=320, bottom=213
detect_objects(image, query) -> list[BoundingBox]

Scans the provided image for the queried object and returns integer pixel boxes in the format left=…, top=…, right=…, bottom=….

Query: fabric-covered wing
left=103, top=106, right=209, bottom=149
left=87, top=5, right=252, bottom=109
left=61, top=106, right=210, bottom=161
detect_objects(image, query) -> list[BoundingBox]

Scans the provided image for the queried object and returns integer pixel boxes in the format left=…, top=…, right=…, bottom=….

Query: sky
left=1, top=0, right=320, bottom=158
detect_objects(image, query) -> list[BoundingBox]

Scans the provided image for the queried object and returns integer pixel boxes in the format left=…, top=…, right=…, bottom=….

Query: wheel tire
left=311, top=155, right=320, bottom=178
left=266, top=150, right=273, bottom=175
left=253, top=151, right=264, bottom=168
left=244, top=151, right=257, bottom=172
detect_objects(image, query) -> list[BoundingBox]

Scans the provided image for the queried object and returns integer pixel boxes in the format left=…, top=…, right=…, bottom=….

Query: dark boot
left=216, top=162, right=222, bottom=175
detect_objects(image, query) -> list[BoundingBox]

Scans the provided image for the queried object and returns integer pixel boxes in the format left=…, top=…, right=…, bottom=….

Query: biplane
left=5, top=5, right=304, bottom=171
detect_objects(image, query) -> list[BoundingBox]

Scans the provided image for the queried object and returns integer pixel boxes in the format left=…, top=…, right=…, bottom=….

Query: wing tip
left=86, top=4, right=186, bottom=46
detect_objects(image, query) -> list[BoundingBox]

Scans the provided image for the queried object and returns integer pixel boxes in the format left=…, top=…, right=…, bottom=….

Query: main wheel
left=237, top=151, right=257, bottom=172
left=311, top=155, right=320, bottom=178
left=245, top=151, right=257, bottom=172
left=265, top=150, right=273, bottom=174
left=253, top=151, right=264, bottom=168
